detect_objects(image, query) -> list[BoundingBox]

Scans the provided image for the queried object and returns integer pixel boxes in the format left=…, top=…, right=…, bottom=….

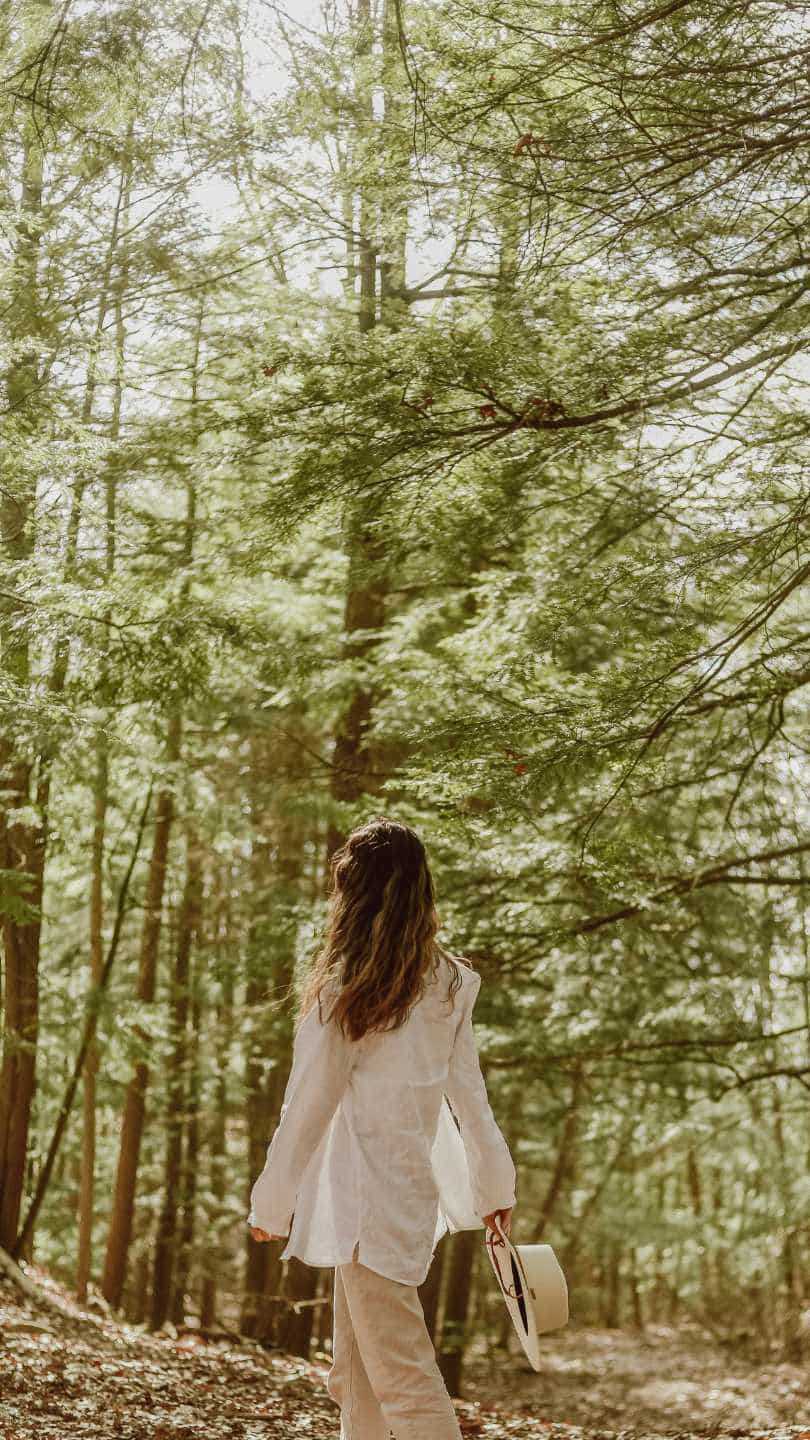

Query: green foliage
left=1, top=0, right=809, bottom=1354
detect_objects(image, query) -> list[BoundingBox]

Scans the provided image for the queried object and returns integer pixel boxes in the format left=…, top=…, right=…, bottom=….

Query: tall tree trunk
left=101, top=723, right=180, bottom=1306
left=771, top=1085, right=803, bottom=1357
left=150, top=833, right=202, bottom=1328
left=171, top=983, right=202, bottom=1327
left=11, top=790, right=153, bottom=1260
left=0, top=120, right=46, bottom=1255
left=241, top=723, right=308, bottom=1341
left=436, top=1229, right=477, bottom=1397
left=355, top=0, right=376, bottom=341
left=76, top=742, right=107, bottom=1299
left=241, top=778, right=285, bottom=1340
left=101, top=292, right=202, bottom=1308
left=200, top=862, right=234, bottom=1330
left=241, top=1048, right=286, bottom=1340
left=379, top=0, right=409, bottom=332
left=324, top=0, right=400, bottom=863
left=685, top=1141, right=708, bottom=1315
left=77, top=151, right=130, bottom=1301
left=603, top=1247, right=622, bottom=1329
left=326, top=503, right=389, bottom=858
left=283, top=0, right=413, bottom=1364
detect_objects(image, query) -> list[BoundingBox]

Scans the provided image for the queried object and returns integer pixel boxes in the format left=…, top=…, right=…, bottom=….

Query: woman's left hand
left=483, top=1206, right=513, bottom=1237
left=250, top=1226, right=283, bottom=1243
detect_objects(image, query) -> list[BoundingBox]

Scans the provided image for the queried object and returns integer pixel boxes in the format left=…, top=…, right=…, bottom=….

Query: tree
left=2, top=0, right=810, bottom=1370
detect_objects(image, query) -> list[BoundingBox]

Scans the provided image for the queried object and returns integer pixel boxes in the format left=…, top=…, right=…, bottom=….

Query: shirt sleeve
left=247, top=991, right=356, bottom=1236
left=444, top=971, right=517, bottom=1219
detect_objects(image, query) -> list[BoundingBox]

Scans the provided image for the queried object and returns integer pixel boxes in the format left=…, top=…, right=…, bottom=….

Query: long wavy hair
left=298, top=817, right=464, bottom=1041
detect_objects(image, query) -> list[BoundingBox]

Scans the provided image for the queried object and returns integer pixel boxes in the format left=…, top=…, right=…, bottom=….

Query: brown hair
left=298, top=816, right=464, bottom=1042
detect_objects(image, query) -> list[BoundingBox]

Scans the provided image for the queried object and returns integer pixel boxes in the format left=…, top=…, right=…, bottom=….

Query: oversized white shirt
left=247, top=953, right=517, bottom=1286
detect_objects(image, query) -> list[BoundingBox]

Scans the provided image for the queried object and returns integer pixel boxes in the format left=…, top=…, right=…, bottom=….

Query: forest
left=1, top=0, right=810, bottom=1435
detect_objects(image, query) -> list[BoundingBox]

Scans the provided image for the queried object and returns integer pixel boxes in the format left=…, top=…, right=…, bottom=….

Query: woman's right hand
left=483, top=1206, right=512, bottom=1237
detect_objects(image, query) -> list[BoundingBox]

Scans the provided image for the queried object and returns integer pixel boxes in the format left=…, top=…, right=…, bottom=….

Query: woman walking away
left=248, top=816, right=517, bottom=1440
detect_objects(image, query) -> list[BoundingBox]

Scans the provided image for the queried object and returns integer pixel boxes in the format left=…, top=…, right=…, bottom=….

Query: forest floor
left=1, top=1266, right=808, bottom=1440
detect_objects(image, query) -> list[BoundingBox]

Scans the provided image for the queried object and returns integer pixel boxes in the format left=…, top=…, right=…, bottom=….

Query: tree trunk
left=199, top=1073, right=227, bottom=1329
left=130, top=1246, right=151, bottom=1326
left=101, top=728, right=179, bottom=1307
left=76, top=741, right=107, bottom=1301
left=418, top=1237, right=446, bottom=1343
left=253, top=965, right=310, bottom=1344
left=275, top=1260, right=320, bottom=1357
left=325, top=0, right=401, bottom=862
left=314, top=1269, right=333, bottom=1352
left=771, top=1086, right=803, bottom=1357
left=241, top=732, right=305, bottom=1340
left=0, top=121, right=46, bottom=1257
left=11, top=789, right=153, bottom=1260
left=436, top=1229, right=477, bottom=1397
left=77, top=147, right=130, bottom=1302
left=200, top=863, right=233, bottom=1330
left=685, top=1141, right=708, bottom=1315
left=101, top=287, right=202, bottom=1309
left=536, top=1064, right=583, bottom=1238
left=241, top=1046, right=286, bottom=1340
left=603, top=1247, right=622, bottom=1329
left=171, top=983, right=202, bottom=1327
left=150, top=834, right=202, bottom=1329
left=241, top=791, right=285, bottom=1341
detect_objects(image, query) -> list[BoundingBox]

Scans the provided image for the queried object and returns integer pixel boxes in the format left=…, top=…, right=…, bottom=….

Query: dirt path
left=1, top=1272, right=807, bottom=1440
left=466, top=1323, right=809, bottom=1434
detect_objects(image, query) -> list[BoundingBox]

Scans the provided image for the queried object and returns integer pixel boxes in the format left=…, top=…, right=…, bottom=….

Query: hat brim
left=484, top=1225, right=542, bottom=1370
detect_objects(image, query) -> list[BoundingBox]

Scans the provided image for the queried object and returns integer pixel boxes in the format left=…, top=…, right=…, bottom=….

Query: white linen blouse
left=247, top=952, right=517, bottom=1286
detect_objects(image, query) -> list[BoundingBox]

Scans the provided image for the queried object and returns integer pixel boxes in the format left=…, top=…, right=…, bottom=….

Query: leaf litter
left=0, top=1271, right=807, bottom=1440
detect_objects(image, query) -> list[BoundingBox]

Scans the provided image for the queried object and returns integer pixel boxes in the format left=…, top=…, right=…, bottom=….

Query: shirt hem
left=281, top=1241, right=431, bottom=1288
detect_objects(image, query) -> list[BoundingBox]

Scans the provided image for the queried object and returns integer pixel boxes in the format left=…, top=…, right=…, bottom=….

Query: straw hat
left=484, top=1216, right=569, bottom=1369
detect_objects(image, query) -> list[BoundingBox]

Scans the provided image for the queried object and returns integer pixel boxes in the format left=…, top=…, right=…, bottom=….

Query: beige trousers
left=326, top=1249, right=462, bottom=1440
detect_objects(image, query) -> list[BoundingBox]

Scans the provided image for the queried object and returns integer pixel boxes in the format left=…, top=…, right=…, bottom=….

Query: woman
left=248, top=816, right=516, bottom=1440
